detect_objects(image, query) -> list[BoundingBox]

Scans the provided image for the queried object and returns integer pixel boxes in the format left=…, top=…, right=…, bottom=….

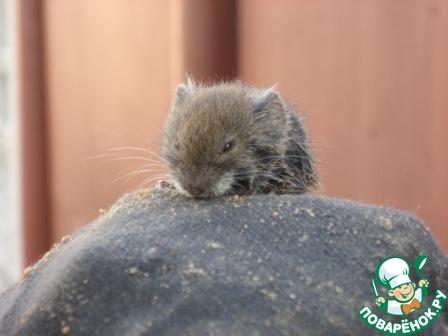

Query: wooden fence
left=17, top=0, right=448, bottom=265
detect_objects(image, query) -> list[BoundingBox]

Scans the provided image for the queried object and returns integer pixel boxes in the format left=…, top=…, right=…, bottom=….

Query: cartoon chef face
left=388, top=282, right=416, bottom=302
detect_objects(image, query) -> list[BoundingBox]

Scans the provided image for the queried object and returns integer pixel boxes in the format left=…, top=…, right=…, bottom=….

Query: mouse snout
left=184, top=180, right=212, bottom=198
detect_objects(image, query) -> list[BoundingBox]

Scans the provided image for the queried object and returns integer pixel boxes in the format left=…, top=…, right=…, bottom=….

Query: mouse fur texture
left=162, top=80, right=318, bottom=198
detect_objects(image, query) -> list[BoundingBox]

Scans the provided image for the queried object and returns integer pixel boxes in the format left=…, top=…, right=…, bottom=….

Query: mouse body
left=161, top=80, right=318, bottom=198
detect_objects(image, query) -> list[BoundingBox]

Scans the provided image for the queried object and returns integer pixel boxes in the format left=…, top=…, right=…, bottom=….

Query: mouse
left=160, top=79, right=318, bottom=198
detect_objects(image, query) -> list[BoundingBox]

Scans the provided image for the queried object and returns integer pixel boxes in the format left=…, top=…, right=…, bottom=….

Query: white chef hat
left=377, top=257, right=412, bottom=289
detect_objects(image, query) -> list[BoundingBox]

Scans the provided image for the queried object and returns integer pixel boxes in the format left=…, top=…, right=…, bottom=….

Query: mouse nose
left=186, top=183, right=208, bottom=198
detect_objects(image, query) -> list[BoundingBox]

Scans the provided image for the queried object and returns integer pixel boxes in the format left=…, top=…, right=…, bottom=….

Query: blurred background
left=0, top=0, right=447, bottom=292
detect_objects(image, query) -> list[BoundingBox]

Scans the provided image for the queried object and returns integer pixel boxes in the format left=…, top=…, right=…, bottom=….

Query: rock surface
left=0, top=189, right=447, bottom=335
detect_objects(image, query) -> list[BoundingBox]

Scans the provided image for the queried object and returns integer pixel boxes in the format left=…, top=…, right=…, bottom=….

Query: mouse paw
left=154, top=180, right=175, bottom=190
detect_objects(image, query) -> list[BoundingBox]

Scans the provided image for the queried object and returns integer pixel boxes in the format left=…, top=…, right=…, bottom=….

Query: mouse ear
left=252, top=87, right=282, bottom=114
left=174, top=78, right=196, bottom=105
left=251, top=88, right=287, bottom=132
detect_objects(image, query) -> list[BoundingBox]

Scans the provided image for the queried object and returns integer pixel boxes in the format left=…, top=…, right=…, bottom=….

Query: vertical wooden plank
left=170, top=0, right=237, bottom=85
left=43, top=0, right=173, bottom=241
left=182, top=0, right=237, bottom=81
left=239, top=0, right=448, bottom=251
left=16, top=0, right=50, bottom=265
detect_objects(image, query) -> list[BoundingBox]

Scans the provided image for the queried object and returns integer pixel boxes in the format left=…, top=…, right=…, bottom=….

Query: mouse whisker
left=89, top=126, right=125, bottom=137
left=84, top=152, right=166, bottom=167
left=108, top=146, right=168, bottom=164
left=130, top=171, right=164, bottom=189
left=285, top=134, right=326, bottom=145
left=105, top=170, right=158, bottom=191
left=81, top=153, right=120, bottom=162
left=121, top=167, right=167, bottom=185
left=102, top=156, right=165, bottom=165
left=105, top=165, right=164, bottom=190
left=144, top=150, right=168, bottom=164
left=107, top=146, right=152, bottom=154
left=138, top=174, right=171, bottom=189
left=233, top=170, right=281, bottom=178
left=111, top=162, right=155, bottom=178
left=250, top=154, right=313, bottom=164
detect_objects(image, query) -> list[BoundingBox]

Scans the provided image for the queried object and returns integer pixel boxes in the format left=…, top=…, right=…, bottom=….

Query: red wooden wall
left=17, top=0, right=448, bottom=265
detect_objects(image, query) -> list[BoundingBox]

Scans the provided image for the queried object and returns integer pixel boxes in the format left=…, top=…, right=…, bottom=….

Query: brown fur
left=162, top=80, right=318, bottom=198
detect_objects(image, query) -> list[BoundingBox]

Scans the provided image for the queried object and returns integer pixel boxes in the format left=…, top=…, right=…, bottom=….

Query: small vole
left=161, top=80, right=318, bottom=198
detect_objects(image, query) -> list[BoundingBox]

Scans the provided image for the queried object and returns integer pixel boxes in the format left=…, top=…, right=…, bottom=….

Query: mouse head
left=162, top=80, right=289, bottom=198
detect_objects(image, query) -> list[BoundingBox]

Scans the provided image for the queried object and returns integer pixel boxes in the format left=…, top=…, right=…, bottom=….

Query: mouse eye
left=222, top=141, right=235, bottom=153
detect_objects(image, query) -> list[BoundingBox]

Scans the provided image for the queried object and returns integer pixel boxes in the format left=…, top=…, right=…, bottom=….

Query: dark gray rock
left=0, top=189, right=447, bottom=335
